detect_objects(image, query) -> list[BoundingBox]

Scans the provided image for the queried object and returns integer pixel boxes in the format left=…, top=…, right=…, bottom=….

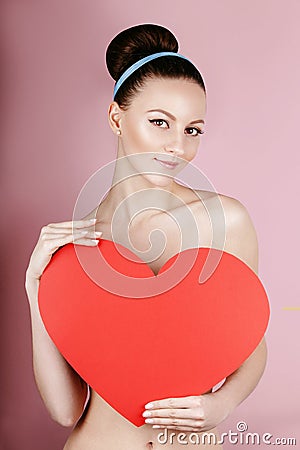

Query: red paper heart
left=38, top=239, right=270, bottom=427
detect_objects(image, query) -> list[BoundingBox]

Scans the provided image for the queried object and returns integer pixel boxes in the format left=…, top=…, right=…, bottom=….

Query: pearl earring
left=116, top=130, right=121, bottom=136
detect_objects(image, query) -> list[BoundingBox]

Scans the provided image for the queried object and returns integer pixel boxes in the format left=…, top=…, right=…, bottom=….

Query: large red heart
left=38, top=239, right=270, bottom=427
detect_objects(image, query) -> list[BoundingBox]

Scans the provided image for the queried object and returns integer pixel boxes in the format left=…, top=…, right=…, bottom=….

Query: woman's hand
left=25, top=218, right=102, bottom=286
left=142, top=392, right=233, bottom=432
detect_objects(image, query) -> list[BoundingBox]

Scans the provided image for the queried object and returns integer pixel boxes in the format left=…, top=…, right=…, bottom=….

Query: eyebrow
left=146, top=108, right=205, bottom=124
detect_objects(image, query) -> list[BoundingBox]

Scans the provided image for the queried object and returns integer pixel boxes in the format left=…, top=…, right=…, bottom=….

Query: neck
left=100, top=153, right=181, bottom=228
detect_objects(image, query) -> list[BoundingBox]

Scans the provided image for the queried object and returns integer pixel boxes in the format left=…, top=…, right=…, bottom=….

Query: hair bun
left=106, top=23, right=179, bottom=81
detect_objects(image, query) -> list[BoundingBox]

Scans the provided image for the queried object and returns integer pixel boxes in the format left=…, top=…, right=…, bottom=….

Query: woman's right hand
left=25, top=218, right=102, bottom=284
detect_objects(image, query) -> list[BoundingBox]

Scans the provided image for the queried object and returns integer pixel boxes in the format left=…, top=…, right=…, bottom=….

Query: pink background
left=1, top=1, right=299, bottom=448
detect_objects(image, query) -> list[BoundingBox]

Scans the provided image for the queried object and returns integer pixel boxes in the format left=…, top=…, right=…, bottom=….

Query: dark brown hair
left=106, top=24, right=206, bottom=109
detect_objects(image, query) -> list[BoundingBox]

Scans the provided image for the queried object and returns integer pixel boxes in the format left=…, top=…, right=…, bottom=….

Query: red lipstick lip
left=154, top=157, right=179, bottom=168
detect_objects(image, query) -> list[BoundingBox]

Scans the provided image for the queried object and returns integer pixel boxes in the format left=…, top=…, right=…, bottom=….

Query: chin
left=143, top=173, right=175, bottom=187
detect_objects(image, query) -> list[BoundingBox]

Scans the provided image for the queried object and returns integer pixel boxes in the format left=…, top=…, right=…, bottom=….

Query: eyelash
left=149, top=119, right=205, bottom=136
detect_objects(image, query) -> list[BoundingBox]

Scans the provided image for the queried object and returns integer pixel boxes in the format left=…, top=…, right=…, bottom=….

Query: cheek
left=184, top=143, right=199, bottom=162
left=123, top=121, right=154, bottom=152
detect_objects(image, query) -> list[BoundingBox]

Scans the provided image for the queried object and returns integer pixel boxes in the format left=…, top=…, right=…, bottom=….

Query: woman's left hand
left=142, top=392, right=232, bottom=432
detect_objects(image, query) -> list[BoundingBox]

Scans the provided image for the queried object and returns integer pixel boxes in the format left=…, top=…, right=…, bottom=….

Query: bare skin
left=25, top=78, right=267, bottom=449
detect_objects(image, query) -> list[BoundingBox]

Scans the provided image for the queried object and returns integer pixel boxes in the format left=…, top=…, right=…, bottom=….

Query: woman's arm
left=212, top=336, right=267, bottom=417
left=26, top=274, right=88, bottom=428
left=212, top=196, right=268, bottom=414
left=25, top=219, right=100, bottom=427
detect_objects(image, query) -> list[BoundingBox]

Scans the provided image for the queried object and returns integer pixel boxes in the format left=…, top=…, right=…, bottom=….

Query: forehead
left=130, top=78, right=206, bottom=117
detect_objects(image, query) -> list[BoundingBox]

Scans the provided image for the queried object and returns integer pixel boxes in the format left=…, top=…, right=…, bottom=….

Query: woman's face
left=109, top=77, right=207, bottom=187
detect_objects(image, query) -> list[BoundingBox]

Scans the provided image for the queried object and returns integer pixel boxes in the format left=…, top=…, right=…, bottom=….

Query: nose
left=163, top=130, right=186, bottom=157
left=164, top=144, right=185, bottom=158
left=162, top=128, right=187, bottom=159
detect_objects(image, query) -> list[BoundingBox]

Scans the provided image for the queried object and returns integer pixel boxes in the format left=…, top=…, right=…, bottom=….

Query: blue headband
left=113, top=51, right=193, bottom=99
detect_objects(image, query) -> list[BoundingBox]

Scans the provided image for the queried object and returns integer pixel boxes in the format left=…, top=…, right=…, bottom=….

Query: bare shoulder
left=194, top=190, right=259, bottom=275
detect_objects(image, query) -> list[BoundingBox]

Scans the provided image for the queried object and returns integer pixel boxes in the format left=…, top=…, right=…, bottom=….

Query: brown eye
left=186, top=127, right=204, bottom=136
left=149, top=119, right=168, bottom=128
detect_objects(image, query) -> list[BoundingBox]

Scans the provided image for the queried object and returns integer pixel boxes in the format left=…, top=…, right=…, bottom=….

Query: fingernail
left=91, top=239, right=99, bottom=244
left=80, top=231, right=88, bottom=234
left=145, top=403, right=154, bottom=409
left=95, top=231, right=102, bottom=236
left=89, top=218, right=97, bottom=222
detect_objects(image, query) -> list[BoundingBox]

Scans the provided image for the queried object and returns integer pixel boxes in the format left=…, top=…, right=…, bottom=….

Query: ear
left=107, top=101, right=124, bottom=134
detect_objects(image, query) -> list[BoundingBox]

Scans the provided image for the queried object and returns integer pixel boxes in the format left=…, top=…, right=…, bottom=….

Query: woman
left=25, top=24, right=267, bottom=449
